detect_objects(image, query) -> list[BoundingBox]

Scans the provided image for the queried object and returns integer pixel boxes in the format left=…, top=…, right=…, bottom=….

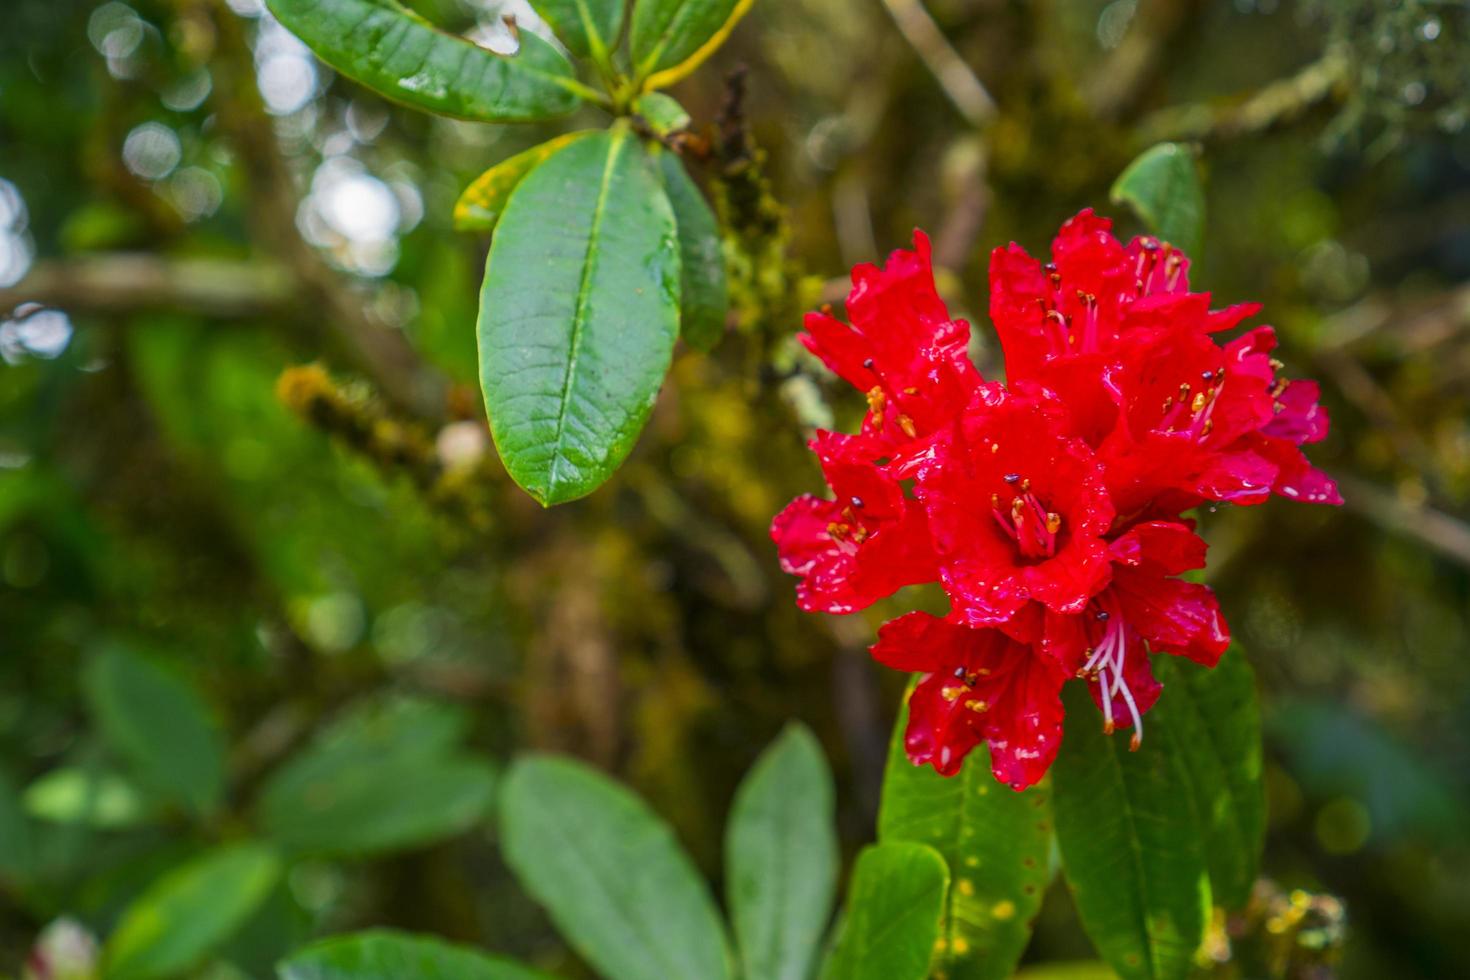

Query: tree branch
left=0, top=255, right=295, bottom=319
left=1338, top=475, right=1470, bottom=570
left=880, top=0, right=996, bottom=128
left=1140, top=51, right=1349, bottom=145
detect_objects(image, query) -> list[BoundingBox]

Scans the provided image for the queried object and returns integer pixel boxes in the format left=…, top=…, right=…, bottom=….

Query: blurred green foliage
left=1, top=0, right=1469, bottom=977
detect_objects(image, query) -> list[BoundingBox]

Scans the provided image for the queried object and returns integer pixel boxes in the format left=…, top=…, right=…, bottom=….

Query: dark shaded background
left=1, top=0, right=1468, bottom=976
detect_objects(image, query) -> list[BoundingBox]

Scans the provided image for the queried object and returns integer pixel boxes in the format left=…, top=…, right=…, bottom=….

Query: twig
left=1317, top=282, right=1470, bottom=354
left=1313, top=346, right=1444, bottom=493
left=880, top=0, right=996, bottom=128
left=1338, top=475, right=1470, bottom=570
left=932, top=136, right=990, bottom=276
left=1140, top=50, right=1350, bottom=145
left=0, top=255, right=294, bottom=319
left=276, top=364, right=499, bottom=532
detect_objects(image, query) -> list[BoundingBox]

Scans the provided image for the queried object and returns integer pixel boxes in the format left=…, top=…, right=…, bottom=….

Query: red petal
left=982, top=656, right=1066, bottom=789
left=1262, top=380, right=1330, bottom=444
left=1109, top=520, right=1208, bottom=575
left=1112, top=568, right=1230, bottom=667
left=871, top=611, right=966, bottom=673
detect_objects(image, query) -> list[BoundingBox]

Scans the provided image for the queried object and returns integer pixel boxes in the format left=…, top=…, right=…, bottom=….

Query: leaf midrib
left=637, top=0, right=696, bottom=76
left=1173, top=666, right=1254, bottom=892
left=521, top=779, right=714, bottom=980
left=1099, top=731, right=1164, bottom=980
left=546, top=130, right=626, bottom=499
left=299, top=0, right=578, bottom=90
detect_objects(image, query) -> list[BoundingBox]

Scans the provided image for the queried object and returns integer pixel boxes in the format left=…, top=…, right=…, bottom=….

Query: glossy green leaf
left=265, top=0, right=581, bottom=122
left=1152, top=649, right=1264, bottom=909
left=529, top=0, right=625, bottom=61
left=1109, top=143, right=1204, bottom=256
left=655, top=149, right=728, bottom=352
left=454, top=131, right=596, bottom=233
left=278, top=929, right=551, bottom=980
left=632, top=0, right=756, bottom=86
left=1053, top=683, right=1210, bottom=980
left=634, top=92, right=692, bottom=136
left=259, top=755, right=496, bottom=858
left=477, top=126, right=680, bottom=505
left=499, top=755, right=733, bottom=980
left=878, top=685, right=1053, bottom=980
left=105, top=842, right=282, bottom=980
left=824, top=842, right=949, bottom=980
left=24, top=767, right=153, bottom=829
left=83, top=645, right=225, bottom=815
left=725, top=723, right=839, bottom=980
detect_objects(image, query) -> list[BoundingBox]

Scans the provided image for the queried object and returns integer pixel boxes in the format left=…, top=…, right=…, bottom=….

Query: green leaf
left=83, top=645, right=225, bottom=816
left=24, top=767, right=153, bottom=829
left=0, top=768, right=32, bottom=877
left=1052, top=683, right=1210, bottom=980
left=1015, top=964, right=1118, bottom=980
left=1151, top=649, right=1264, bottom=909
left=105, top=842, right=282, bottom=980
left=529, top=0, right=625, bottom=62
left=264, top=0, right=582, bottom=122
left=259, top=694, right=469, bottom=805
left=725, top=723, right=839, bottom=980
left=454, top=131, right=596, bottom=233
left=499, top=755, right=733, bottom=980
left=477, top=125, right=681, bottom=505
left=654, top=149, right=728, bottom=352
left=259, top=755, right=496, bottom=858
left=877, top=685, right=1053, bottom=980
left=1109, top=143, right=1204, bottom=256
left=632, top=0, right=756, bottom=87
left=278, top=929, right=552, bottom=980
left=634, top=92, right=692, bottom=136
left=257, top=694, right=491, bottom=858
left=824, top=842, right=949, bottom=980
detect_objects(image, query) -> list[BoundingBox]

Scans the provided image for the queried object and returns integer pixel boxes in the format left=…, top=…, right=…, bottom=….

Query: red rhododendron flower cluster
left=772, top=211, right=1340, bottom=790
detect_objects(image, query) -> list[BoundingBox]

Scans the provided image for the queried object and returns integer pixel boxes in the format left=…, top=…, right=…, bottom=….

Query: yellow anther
left=1045, top=512, right=1062, bottom=534
left=865, top=386, right=886, bottom=428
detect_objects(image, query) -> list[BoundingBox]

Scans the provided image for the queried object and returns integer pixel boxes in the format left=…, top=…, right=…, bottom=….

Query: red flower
left=989, top=213, right=1256, bottom=451
left=773, top=210, right=1339, bottom=787
left=801, top=232, right=980, bottom=468
left=770, top=431, right=937, bottom=614
left=917, top=382, right=1114, bottom=625
left=873, top=612, right=1067, bottom=788
left=1040, top=520, right=1229, bottom=746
